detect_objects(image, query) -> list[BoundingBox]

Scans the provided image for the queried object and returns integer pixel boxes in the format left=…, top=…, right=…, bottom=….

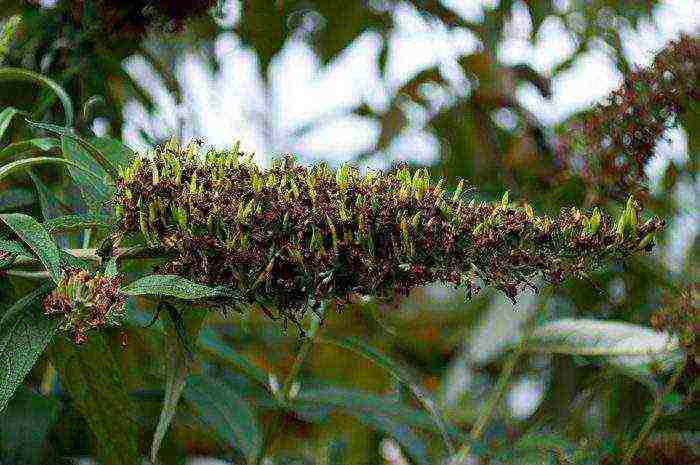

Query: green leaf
left=26, top=120, right=119, bottom=179
left=0, top=386, right=61, bottom=464
left=90, top=136, right=134, bottom=171
left=0, top=156, right=101, bottom=185
left=42, top=213, right=113, bottom=233
left=183, top=375, right=262, bottom=463
left=0, top=137, right=59, bottom=163
left=120, top=275, right=242, bottom=301
left=320, top=336, right=455, bottom=453
left=296, top=386, right=433, bottom=465
left=27, top=169, right=64, bottom=221
left=0, top=106, right=18, bottom=142
left=294, top=385, right=461, bottom=437
left=0, top=213, right=62, bottom=282
left=524, top=319, right=679, bottom=356
left=0, top=281, right=57, bottom=413
left=61, top=135, right=114, bottom=204
left=198, top=328, right=269, bottom=386
left=151, top=307, right=207, bottom=464
left=51, top=334, right=139, bottom=465
left=0, top=68, right=74, bottom=127
left=0, top=186, right=34, bottom=211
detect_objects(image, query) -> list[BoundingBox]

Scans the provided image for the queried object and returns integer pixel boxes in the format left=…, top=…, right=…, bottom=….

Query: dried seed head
left=43, top=268, right=126, bottom=344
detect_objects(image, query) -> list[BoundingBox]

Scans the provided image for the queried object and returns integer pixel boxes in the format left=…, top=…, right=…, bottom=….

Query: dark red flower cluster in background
left=651, top=283, right=699, bottom=355
left=113, top=140, right=663, bottom=328
left=555, top=34, right=699, bottom=201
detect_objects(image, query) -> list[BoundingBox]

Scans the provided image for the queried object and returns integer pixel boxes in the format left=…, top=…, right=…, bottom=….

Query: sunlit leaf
left=0, top=106, right=18, bottom=142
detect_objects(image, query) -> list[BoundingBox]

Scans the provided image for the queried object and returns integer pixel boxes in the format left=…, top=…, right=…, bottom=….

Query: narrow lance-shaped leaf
left=0, top=138, right=59, bottom=162
left=61, top=135, right=114, bottom=204
left=0, top=156, right=103, bottom=185
left=120, top=275, right=242, bottom=301
left=321, top=335, right=455, bottom=453
left=0, top=68, right=74, bottom=127
left=524, top=319, right=679, bottom=356
left=42, top=213, right=113, bottom=234
left=151, top=306, right=207, bottom=463
left=183, top=375, right=262, bottom=463
left=0, top=281, right=57, bottom=413
left=26, top=120, right=119, bottom=179
left=0, top=213, right=62, bottom=282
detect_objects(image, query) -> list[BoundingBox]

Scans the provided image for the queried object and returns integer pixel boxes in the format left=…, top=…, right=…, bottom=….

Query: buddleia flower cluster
left=113, top=139, right=664, bottom=327
left=651, top=284, right=699, bottom=356
left=42, top=268, right=126, bottom=345
left=556, top=34, right=699, bottom=200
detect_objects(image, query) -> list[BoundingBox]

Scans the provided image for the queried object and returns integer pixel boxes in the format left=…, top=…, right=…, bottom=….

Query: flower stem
left=451, top=305, right=539, bottom=465
left=621, top=357, right=687, bottom=465
left=450, top=344, right=523, bottom=465
left=254, top=310, right=324, bottom=465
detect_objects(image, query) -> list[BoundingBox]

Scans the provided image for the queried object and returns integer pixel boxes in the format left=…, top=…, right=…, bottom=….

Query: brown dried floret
left=43, top=267, right=126, bottom=344
left=113, top=139, right=664, bottom=328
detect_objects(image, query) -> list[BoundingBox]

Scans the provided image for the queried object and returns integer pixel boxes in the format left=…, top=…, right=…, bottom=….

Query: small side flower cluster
left=651, top=284, right=698, bottom=355
left=556, top=34, right=699, bottom=199
left=43, top=268, right=126, bottom=344
left=114, top=139, right=664, bottom=326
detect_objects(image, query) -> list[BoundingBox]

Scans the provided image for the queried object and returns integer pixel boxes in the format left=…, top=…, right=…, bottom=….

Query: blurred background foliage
left=0, top=0, right=697, bottom=464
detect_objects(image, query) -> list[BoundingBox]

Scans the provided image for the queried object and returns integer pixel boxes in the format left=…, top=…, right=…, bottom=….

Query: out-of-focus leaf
left=27, top=169, right=64, bottom=221
left=151, top=307, right=207, bottom=464
left=321, top=335, right=455, bottom=453
left=120, top=274, right=242, bottom=301
left=0, top=106, right=18, bottom=142
left=0, top=213, right=62, bottom=282
left=354, top=413, right=429, bottom=465
left=0, top=281, right=57, bottom=413
left=0, top=187, right=34, bottom=211
left=198, top=327, right=269, bottom=386
left=294, top=385, right=462, bottom=438
left=42, top=213, right=112, bottom=233
left=524, top=319, right=679, bottom=356
left=61, top=135, right=114, bottom=204
left=0, top=68, right=74, bottom=127
left=523, top=319, right=683, bottom=389
left=51, top=334, right=139, bottom=465
left=0, top=386, right=60, bottom=464
left=327, top=437, right=348, bottom=465
left=183, top=374, right=262, bottom=463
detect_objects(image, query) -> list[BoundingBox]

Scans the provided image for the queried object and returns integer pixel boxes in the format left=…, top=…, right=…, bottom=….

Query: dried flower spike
left=114, top=139, right=664, bottom=327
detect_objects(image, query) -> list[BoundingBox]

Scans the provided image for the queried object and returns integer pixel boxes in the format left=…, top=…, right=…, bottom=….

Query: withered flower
left=651, top=284, right=699, bottom=355
left=114, top=139, right=664, bottom=327
left=43, top=268, right=126, bottom=344
left=556, top=34, right=699, bottom=200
